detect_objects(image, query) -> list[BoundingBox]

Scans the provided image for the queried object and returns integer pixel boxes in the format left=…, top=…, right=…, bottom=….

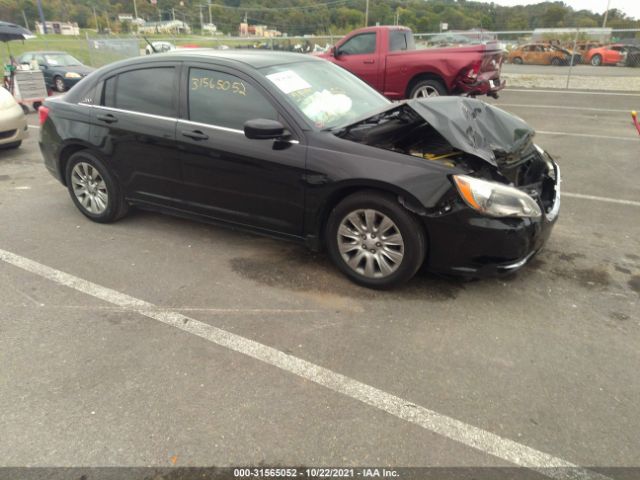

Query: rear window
left=389, top=31, right=415, bottom=52
left=102, top=67, right=177, bottom=117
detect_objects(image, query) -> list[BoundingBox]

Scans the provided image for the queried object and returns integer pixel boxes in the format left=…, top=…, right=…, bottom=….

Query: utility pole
left=22, top=10, right=29, bottom=30
left=93, top=6, right=99, bottom=32
left=172, top=8, right=175, bottom=21
left=133, top=0, right=139, bottom=21
left=602, top=0, right=612, bottom=27
left=199, top=5, right=204, bottom=32
left=36, top=0, right=47, bottom=34
left=209, top=2, right=213, bottom=25
left=364, top=0, right=369, bottom=27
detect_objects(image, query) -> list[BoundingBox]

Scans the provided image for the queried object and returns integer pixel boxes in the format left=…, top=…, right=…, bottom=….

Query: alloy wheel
left=337, top=209, right=405, bottom=278
left=55, top=77, right=65, bottom=92
left=71, top=162, right=109, bottom=214
left=413, top=85, right=440, bottom=98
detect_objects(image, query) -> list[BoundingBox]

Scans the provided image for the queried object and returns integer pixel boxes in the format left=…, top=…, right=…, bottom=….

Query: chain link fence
left=64, top=28, right=640, bottom=91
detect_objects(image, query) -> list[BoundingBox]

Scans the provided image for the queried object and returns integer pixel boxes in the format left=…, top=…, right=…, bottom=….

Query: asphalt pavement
left=0, top=88, right=639, bottom=479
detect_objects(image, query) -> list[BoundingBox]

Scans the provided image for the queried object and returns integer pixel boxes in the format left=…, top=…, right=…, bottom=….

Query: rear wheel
left=551, top=57, right=563, bottom=66
left=65, top=151, right=128, bottom=223
left=591, top=54, right=602, bottom=66
left=512, top=57, right=523, bottom=65
left=54, top=76, right=65, bottom=92
left=409, top=78, right=446, bottom=99
left=325, top=191, right=426, bottom=289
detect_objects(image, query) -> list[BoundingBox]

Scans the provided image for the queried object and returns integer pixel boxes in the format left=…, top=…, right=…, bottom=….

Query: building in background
left=138, top=20, right=191, bottom=35
left=239, top=23, right=282, bottom=37
left=117, top=14, right=146, bottom=27
left=35, top=21, right=80, bottom=35
left=202, top=23, right=217, bottom=34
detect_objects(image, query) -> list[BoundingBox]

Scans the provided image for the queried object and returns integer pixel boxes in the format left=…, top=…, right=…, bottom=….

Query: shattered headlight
left=453, top=175, right=542, bottom=218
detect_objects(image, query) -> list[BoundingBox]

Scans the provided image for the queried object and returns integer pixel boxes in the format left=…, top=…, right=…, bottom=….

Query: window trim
left=338, top=32, right=377, bottom=56
left=185, top=65, right=279, bottom=131
left=99, top=64, right=179, bottom=118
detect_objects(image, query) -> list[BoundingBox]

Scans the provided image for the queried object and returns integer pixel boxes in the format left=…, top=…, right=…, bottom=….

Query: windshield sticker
left=266, top=70, right=311, bottom=94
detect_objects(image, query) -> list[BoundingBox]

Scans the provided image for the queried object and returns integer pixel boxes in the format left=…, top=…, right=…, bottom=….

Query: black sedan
left=17, top=51, right=94, bottom=92
left=38, top=50, right=560, bottom=288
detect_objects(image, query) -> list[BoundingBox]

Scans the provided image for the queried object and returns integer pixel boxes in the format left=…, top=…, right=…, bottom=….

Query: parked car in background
left=17, top=51, right=93, bottom=92
left=507, top=43, right=580, bottom=65
left=584, top=44, right=631, bottom=66
left=0, top=86, right=28, bottom=149
left=38, top=50, right=559, bottom=288
left=144, top=41, right=176, bottom=55
left=317, top=26, right=505, bottom=99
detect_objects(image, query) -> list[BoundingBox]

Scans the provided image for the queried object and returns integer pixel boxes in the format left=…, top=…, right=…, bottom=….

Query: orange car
left=584, top=44, right=628, bottom=66
left=508, top=43, right=580, bottom=66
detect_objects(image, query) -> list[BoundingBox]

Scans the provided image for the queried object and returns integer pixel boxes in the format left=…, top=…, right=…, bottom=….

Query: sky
left=474, top=0, right=640, bottom=21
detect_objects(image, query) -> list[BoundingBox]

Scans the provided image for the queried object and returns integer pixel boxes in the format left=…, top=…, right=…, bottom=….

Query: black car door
left=90, top=62, right=184, bottom=208
left=176, top=63, right=306, bottom=236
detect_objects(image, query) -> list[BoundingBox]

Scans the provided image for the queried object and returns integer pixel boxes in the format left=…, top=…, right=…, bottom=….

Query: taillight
left=38, top=105, right=49, bottom=126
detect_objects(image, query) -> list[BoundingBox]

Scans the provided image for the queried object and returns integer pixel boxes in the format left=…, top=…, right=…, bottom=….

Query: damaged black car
left=39, top=51, right=560, bottom=289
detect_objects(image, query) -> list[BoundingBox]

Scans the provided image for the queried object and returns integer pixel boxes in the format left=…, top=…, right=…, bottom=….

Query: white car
left=144, top=41, right=176, bottom=55
left=0, top=87, right=28, bottom=149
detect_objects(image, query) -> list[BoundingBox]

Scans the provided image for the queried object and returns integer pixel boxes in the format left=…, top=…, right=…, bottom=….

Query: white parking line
left=507, top=88, right=640, bottom=97
left=564, top=192, right=640, bottom=207
left=537, top=130, right=638, bottom=141
left=496, top=104, right=630, bottom=113
left=0, top=247, right=611, bottom=480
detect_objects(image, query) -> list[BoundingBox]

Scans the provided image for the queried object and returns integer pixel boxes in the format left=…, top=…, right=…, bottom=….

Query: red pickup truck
left=318, top=26, right=505, bottom=99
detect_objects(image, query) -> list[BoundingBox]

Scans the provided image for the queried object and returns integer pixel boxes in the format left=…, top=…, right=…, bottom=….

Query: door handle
left=96, top=113, right=117, bottom=124
left=181, top=130, right=209, bottom=141
left=363, top=59, right=375, bottom=64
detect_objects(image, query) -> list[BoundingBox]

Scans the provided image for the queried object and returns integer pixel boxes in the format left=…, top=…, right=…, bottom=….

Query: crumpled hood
left=406, top=97, right=535, bottom=166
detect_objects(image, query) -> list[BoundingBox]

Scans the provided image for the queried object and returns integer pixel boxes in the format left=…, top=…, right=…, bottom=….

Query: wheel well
left=58, top=144, right=88, bottom=185
left=314, top=186, right=429, bottom=250
left=405, top=72, right=447, bottom=98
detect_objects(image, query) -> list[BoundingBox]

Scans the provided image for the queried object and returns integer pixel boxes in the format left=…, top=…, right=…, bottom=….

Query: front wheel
left=409, top=79, right=446, bottom=99
left=65, top=151, right=128, bottom=223
left=325, top=191, right=426, bottom=289
left=54, top=76, right=66, bottom=92
left=512, top=57, right=523, bottom=65
left=551, top=57, right=563, bottom=66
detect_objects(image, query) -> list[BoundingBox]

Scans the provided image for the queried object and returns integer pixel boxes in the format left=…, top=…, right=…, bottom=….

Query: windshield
left=43, top=54, right=82, bottom=67
left=261, top=60, right=390, bottom=129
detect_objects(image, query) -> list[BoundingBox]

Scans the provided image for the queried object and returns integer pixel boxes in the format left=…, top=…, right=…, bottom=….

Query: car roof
left=158, top=49, right=323, bottom=69
left=20, top=51, right=67, bottom=55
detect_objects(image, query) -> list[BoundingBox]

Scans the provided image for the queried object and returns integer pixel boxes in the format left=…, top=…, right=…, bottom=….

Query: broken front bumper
left=457, top=75, right=506, bottom=97
left=425, top=164, right=560, bottom=278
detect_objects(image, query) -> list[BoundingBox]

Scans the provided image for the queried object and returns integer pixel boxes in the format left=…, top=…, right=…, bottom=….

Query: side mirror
left=244, top=119, right=287, bottom=140
left=39, top=64, right=47, bottom=70
left=332, top=46, right=340, bottom=58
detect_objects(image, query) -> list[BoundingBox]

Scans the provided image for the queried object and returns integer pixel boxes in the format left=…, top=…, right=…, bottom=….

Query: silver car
left=0, top=87, right=28, bottom=149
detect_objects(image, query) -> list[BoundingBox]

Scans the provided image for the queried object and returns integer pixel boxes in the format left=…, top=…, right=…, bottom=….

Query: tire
left=33, top=101, right=42, bottom=111
left=54, top=76, right=66, bottom=92
left=65, top=151, right=128, bottom=223
left=409, top=78, right=446, bottom=99
left=512, top=57, right=523, bottom=65
left=325, top=191, right=426, bottom=289
left=551, top=57, right=562, bottom=66
left=591, top=54, right=602, bottom=66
